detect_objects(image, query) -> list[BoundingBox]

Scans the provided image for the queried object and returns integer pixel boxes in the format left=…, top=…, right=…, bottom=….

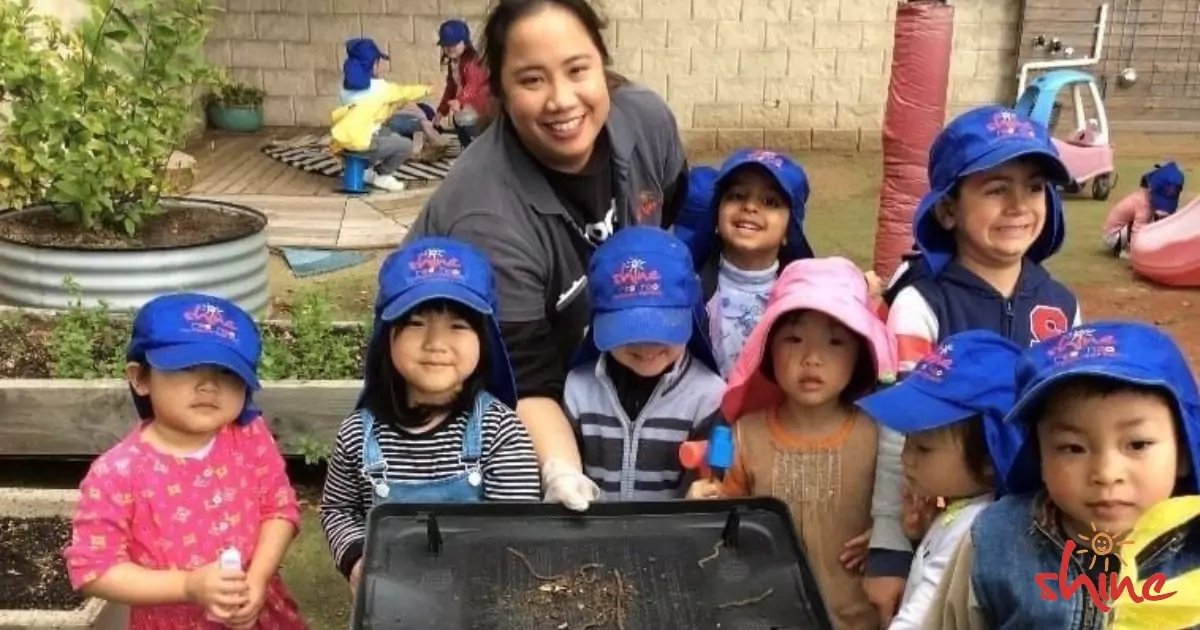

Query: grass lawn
left=273, top=140, right=1200, bottom=629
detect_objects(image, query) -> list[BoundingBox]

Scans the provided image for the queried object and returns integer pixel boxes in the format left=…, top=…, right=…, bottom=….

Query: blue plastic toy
left=341, top=154, right=371, bottom=195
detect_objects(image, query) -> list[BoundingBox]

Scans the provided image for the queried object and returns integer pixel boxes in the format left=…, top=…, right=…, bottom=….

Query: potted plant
left=204, top=78, right=266, bottom=133
left=0, top=0, right=270, bottom=313
left=0, top=287, right=368, bottom=457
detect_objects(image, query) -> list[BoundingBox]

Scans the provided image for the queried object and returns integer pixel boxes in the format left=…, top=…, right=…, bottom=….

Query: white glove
left=542, top=459, right=601, bottom=512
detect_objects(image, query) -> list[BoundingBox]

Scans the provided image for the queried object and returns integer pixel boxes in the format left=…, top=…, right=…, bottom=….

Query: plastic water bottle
left=219, top=547, right=242, bottom=573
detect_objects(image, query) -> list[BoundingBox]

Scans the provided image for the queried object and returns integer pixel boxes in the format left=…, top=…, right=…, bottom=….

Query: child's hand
left=226, top=573, right=268, bottom=629
left=349, top=558, right=364, bottom=592
left=901, top=487, right=943, bottom=541
left=864, top=270, right=884, bottom=302
left=839, top=529, right=871, bottom=573
left=686, top=479, right=722, bottom=500
left=863, top=576, right=906, bottom=627
left=184, top=561, right=249, bottom=622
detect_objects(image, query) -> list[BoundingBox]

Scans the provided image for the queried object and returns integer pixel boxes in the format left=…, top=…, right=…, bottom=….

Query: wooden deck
left=185, top=128, right=342, bottom=197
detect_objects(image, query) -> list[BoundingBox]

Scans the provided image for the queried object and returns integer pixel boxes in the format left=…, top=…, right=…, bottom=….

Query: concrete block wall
left=204, top=0, right=1021, bottom=153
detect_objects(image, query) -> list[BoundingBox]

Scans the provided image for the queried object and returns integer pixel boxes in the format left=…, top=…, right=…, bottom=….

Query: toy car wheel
left=1092, top=174, right=1114, bottom=201
left=1061, top=180, right=1083, bottom=195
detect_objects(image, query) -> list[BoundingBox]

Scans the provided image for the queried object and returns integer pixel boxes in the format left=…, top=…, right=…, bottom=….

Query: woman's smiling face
left=498, top=3, right=610, bottom=173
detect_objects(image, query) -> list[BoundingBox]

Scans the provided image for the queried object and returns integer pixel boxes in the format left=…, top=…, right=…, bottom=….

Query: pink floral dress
left=64, top=418, right=308, bottom=630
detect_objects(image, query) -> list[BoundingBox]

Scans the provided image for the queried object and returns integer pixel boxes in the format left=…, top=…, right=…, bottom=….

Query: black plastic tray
left=350, top=499, right=833, bottom=630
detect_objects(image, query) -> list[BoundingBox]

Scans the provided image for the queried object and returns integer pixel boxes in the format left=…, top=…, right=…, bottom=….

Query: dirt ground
left=0, top=516, right=83, bottom=611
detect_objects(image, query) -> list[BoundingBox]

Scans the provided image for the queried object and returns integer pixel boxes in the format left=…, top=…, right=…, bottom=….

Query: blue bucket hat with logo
left=360, top=237, right=516, bottom=409
left=437, top=19, right=471, bottom=47
left=857, top=330, right=1025, bottom=496
left=574, top=226, right=718, bottom=372
left=1003, top=321, right=1200, bottom=495
left=1141, top=161, right=1186, bottom=215
left=913, top=105, right=1073, bottom=276
left=126, top=293, right=262, bottom=424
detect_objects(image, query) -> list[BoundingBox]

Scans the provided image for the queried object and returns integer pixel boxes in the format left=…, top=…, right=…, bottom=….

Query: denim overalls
left=359, top=391, right=496, bottom=505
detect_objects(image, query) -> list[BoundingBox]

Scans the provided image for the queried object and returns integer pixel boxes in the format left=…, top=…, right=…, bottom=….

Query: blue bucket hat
left=673, top=165, right=720, bottom=271
left=913, top=105, right=1072, bottom=276
left=714, top=149, right=815, bottom=264
left=1003, top=321, right=1200, bottom=495
left=360, top=237, right=516, bottom=409
left=437, top=19, right=471, bottom=47
left=126, top=293, right=262, bottom=424
left=856, top=330, right=1025, bottom=496
left=1141, top=161, right=1186, bottom=215
left=343, top=38, right=389, bottom=91
left=574, top=227, right=718, bottom=372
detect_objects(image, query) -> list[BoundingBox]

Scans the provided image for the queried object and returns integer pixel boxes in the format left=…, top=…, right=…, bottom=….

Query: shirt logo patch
left=1029, top=305, right=1070, bottom=344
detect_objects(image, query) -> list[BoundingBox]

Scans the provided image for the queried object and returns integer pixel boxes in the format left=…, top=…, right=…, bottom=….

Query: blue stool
left=341, top=154, right=370, bottom=194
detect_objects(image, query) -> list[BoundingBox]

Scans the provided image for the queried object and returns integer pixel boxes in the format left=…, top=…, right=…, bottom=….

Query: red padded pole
left=873, top=1, right=955, bottom=281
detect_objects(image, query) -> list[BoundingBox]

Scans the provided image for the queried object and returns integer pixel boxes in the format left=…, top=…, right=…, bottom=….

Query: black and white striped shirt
left=319, top=400, right=541, bottom=576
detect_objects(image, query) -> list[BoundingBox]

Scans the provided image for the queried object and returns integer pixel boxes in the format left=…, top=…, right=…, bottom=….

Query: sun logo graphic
left=1034, top=522, right=1177, bottom=613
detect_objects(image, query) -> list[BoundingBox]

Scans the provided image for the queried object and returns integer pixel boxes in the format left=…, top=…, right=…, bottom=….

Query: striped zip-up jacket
left=564, top=352, right=725, bottom=501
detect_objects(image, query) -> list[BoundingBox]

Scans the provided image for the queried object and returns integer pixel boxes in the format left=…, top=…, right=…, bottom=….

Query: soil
left=1074, top=283, right=1200, bottom=373
left=0, top=203, right=264, bottom=250
left=495, top=549, right=636, bottom=630
left=0, top=516, right=86, bottom=611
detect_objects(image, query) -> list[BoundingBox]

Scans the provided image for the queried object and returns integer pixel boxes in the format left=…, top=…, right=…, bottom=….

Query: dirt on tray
left=494, top=548, right=636, bottom=630
left=0, top=203, right=263, bottom=249
left=0, top=516, right=86, bottom=611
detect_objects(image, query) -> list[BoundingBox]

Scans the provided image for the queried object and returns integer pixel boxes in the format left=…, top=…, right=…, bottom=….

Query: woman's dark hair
left=758, top=310, right=879, bottom=405
left=479, top=0, right=627, bottom=101
left=362, top=298, right=493, bottom=429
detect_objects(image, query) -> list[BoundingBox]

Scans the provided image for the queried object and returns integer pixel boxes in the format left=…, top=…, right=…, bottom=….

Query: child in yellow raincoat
left=332, top=38, right=430, bottom=192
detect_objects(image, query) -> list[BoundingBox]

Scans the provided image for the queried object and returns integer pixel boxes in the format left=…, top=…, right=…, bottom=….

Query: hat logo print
left=747, top=150, right=784, bottom=168
left=409, top=248, right=462, bottom=280
left=184, top=303, right=238, bottom=341
left=611, top=257, right=662, bottom=298
left=1047, top=328, right=1118, bottom=364
left=987, top=110, right=1036, bottom=140
left=914, top=342, right=954, bottom=382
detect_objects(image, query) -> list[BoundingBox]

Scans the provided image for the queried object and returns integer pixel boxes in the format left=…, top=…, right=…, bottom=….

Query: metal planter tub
left=0, top=198, right=269, bottom=313
left=0, top=489, right=129, bottom=630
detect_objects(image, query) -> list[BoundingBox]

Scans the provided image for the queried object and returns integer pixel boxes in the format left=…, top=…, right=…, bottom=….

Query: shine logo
left=1034, top=522, right=1176, bottom=613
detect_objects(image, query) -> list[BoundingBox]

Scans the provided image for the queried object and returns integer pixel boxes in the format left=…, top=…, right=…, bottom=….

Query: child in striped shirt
left=561, top=227, right=725, bottom=501
left=319, top=237, right=541, bottom=592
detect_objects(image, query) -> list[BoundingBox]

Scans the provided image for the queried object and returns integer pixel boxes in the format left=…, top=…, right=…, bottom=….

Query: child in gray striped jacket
left=560, top=227, right=726, bottom=502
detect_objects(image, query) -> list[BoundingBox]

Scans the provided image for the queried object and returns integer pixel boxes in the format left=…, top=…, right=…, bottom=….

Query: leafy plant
left=0, top=0, right=219, bottom=236
left=48, top=278, right=129, bottom=378
left=203, top=78, right=265, bottom=109
left=260, top=289, right=366, bottom=380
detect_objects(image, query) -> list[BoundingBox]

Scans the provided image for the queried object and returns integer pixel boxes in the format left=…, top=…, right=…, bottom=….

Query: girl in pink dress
left=64, top=293, right=308, bottom=630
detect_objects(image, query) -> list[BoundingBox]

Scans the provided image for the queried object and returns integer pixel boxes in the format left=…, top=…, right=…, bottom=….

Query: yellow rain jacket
left=1110, top=495, right=1200, bottom=629
left=329, top=82, right=430, bottom=154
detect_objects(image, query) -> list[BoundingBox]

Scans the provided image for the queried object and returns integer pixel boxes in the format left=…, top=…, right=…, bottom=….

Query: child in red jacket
left=436, top=19, right=491, bottom=148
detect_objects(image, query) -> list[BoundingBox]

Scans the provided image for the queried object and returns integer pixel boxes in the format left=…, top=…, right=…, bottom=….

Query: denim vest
left=971, top=492, right=1107, bottom=629
left=359, top=391, right=495, bottom=505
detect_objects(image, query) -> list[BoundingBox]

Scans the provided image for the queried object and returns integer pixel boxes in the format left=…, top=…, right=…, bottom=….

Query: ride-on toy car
left=1014, top=69, right=1117, bottom=200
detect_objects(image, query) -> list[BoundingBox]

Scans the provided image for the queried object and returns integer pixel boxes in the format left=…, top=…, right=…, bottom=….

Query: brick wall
left=204, top=0, right=1023, bottom=152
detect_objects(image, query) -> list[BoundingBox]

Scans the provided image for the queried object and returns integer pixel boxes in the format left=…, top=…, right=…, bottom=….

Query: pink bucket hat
left=721, top=257, right=899, bottom=422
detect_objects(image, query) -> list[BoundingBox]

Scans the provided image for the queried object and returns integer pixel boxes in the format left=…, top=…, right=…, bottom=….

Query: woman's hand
left=184, top=561, right=249, bottom=622
left=686, top=479, right=722, bottom=500
left=542, top=459, right=601, bottom=511
left=839, top=529, right=871, bottom=573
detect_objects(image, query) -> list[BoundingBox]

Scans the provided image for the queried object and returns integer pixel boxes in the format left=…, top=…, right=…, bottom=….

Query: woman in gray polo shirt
left=403, top=0, right=690, bottom=511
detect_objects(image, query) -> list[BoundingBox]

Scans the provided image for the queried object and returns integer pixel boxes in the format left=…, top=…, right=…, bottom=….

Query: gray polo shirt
left=404, top=84, right=687, bottom=381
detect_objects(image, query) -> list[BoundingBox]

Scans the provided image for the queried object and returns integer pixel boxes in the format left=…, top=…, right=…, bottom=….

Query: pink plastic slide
left=1130, top=195, right=1200, bottom=288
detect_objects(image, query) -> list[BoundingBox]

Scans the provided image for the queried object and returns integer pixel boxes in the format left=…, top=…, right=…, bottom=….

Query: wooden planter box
left=0, top=489, right=128, bottom=630
left=0, top=379, right=361, bottom=457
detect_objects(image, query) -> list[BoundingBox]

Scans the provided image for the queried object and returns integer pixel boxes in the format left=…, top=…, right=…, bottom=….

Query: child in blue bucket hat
left=924, top=321, right=1200, bottom=629
left=562, top=226, right=725, bottom=503
left=319, top=238, right=540, bottom=592
left=672, top=150, right=815, bottom=377
left=866, top=104, right=1085, bottom=618
left=855, top=330, right=1024, bottom=630
left=64, top=293, right=307, bottom=628
left=1102, top=161, right=1186, bottom=258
